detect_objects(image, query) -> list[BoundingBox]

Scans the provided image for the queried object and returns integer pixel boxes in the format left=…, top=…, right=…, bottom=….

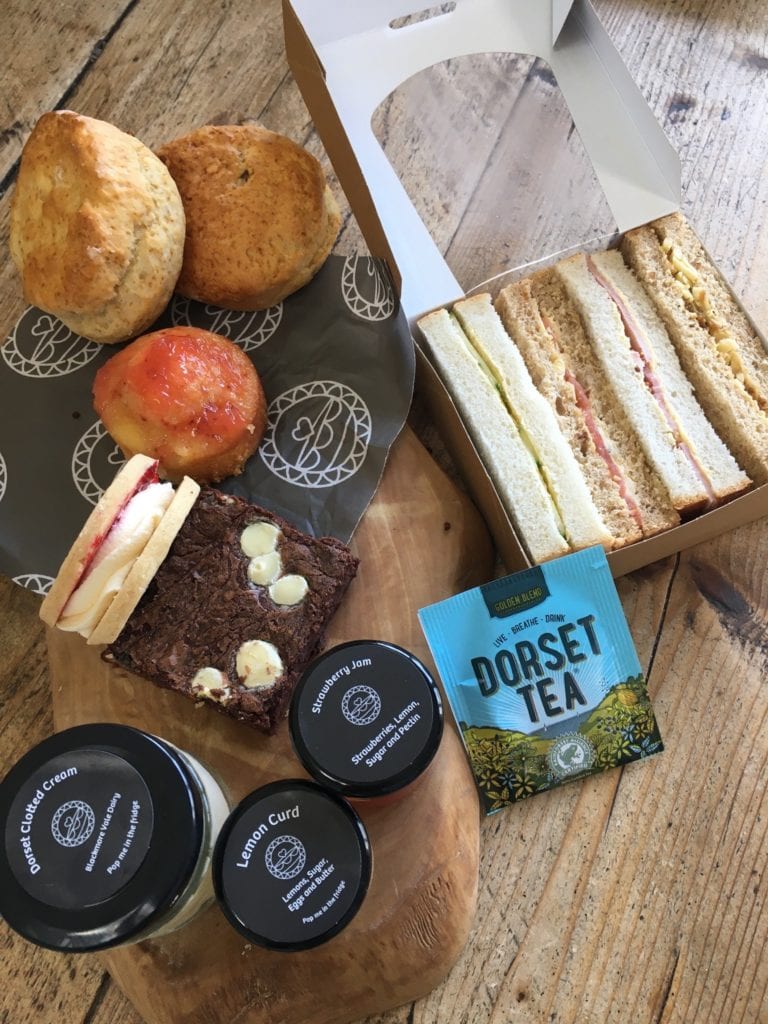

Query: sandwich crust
left=418, top=307, right=570, bottom=564
left=157, top=124, right=341, bottom=309
left=557, top=250, right=750, bottom=513
left=452, top=294, right=612, bottom=552
left=496, top=272, right=678, bottom=544
left=10, top=111, right=185, bottom=344
left=622, top=214, right=768, bottom=484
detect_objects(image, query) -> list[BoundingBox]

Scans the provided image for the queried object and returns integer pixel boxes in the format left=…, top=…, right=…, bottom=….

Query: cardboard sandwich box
left=283, top=0, right=768, bottom=577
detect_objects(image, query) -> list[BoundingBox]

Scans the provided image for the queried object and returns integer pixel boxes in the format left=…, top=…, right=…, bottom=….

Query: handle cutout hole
left=390, top=3, right=457, bottom=30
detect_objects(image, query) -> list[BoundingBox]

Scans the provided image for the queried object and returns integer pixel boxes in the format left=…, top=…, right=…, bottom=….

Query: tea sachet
left=418, top=547, right=663, bottom=813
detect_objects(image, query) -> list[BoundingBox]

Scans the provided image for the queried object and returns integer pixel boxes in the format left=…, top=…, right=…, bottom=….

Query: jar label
left=221, top=785, right=367, bottom=947
left=297, top=643, right=438, bottom=785
left=5, top=749, right=154, bottom=909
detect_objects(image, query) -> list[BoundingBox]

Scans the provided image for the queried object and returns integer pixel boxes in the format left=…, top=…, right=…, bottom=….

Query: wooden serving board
left=47, top=426, right=495, bottom=1024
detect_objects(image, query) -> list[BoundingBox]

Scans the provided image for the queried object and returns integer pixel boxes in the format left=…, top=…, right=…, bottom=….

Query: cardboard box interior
left=284, top=0, right=768, bottom=576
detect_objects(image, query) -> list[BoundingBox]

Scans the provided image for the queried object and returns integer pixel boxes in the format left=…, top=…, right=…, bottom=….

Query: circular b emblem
left=51, top=800, right=96, bottom=848
left=264, top=835, right=306, bottom=881
left=13, top=574, right=54, bottom=596
left=3, top=310, right=101, bottom=378
left=260, top=381, right=371, bottom=488
left=341, top=256, right=396, bottom=321
left=341, top=685, right=382, bottom=727
left=72, top=421, right=125, bottom=505
left=547, top=735, right=595, bottom=780
left=171, top=297, right=283, bottom=352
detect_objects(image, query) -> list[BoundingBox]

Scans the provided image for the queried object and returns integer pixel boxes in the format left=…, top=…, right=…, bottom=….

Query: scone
left=93, top=326, right=267, bottom=483
left=9, top=111, right=185, bottom=344
left=157, top=123, right=341, bottom=309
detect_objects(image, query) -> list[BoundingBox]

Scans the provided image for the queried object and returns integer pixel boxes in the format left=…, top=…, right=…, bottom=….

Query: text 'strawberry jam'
left=289, top=640, right=444, bottom=803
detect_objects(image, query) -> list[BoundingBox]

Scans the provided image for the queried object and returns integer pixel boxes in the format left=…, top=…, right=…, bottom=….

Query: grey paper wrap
left=0, top=254, right=413, bottom=596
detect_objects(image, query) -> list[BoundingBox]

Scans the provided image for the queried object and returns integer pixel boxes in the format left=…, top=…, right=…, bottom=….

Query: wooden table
left=2, top=1, right=768, bottom=1021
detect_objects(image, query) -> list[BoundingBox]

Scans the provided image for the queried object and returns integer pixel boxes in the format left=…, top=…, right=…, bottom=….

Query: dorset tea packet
left=418, top=547, right=663, bottom=814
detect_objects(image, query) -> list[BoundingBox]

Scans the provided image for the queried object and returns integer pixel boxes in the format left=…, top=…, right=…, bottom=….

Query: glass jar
left=0, top=723, right=229, bottom=951
left=213, top=778, right=371, bottom=951
left=289, top=640, right=444, bottom=805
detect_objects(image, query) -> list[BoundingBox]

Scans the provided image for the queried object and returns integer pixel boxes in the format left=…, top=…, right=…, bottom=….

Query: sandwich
left=417, top=297, right=613, bottom=564
left=622, top=212, right=768, bottom=484
left=39, top=454, right=200, bottom=644
left=555, top=249, right=751, bottom=514
left=496, top=269, right=680, bottom=547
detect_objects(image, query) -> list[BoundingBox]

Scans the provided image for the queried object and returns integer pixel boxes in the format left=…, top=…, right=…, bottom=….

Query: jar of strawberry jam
left=289, top=640, right=444, bottom=805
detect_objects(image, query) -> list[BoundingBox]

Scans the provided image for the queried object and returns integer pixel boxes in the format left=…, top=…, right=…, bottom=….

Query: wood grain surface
left=46, top=426, right=491, bottom=1024
left=2, top=0, right=768, bottom=1022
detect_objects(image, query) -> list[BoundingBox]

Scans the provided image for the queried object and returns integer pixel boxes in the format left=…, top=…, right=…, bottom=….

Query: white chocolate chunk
left=240, top=522, right=281, bottom=557
left=191, top=667, right=232, bottom=703
left=248, top=551, right=282, bottom=585
left=269, top=574, right=309, bottom=606
left=236, top=640, right=283, bottom=689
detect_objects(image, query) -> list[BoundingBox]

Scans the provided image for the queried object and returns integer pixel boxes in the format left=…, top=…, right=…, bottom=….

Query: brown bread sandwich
left=496, top=269, right=680, bottom=547
left=622, top=212, right=768, bottom=484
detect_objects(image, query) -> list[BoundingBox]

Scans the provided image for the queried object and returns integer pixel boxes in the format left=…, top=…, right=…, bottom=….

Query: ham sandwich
left=418, top=215, right=758, bottom=563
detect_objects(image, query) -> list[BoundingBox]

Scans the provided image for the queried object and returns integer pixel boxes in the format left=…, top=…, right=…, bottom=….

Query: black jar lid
left=289, top=640, right=444, bottom=799
left=213, top=779, right=371, bottom=952
left=0, top=723, right=204, bottom=951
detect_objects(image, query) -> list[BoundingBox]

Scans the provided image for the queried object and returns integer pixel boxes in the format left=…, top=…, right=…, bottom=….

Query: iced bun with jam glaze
left=93, top=326, right=267, bottom=483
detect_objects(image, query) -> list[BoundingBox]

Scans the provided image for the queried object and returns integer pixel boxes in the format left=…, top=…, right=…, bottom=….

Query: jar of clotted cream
left=289, top=640, right=444, bottom=805
left=0, top=723, right=230, bottom=951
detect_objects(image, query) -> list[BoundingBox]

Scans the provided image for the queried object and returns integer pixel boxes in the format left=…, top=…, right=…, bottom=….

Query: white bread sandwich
left=622, top=213, right=768, bottom=484
left=418, top=299, right=613, bottom=563
left=40, top=454, right=200, bottom=644
left=496, top=269, right=680, bottom=546
left=451, top=294, right=612, bottom=551
left=556, top=250, right=751, bottom=514
left=417, top=308, right=570, bottom=563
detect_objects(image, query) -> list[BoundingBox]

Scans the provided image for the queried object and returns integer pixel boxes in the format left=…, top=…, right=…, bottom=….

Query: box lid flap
left=286, top=0, right=681, bottom=321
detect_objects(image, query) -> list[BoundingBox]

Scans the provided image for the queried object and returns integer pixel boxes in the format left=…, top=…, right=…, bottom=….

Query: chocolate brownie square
left=105, top=489, right=359, bottom=732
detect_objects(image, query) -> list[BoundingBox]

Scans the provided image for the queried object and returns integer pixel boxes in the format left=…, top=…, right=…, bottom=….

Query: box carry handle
left=285, top=0, right=680, bottom=322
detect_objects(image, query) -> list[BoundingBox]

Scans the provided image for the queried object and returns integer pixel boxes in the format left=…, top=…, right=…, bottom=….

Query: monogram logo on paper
left=341, top=256, right=395, bottom=321
left=341, top=685, right=382, bottom=727
left=3, top=310, right=101, bottom=378
left=51, top=800, right=96, bottom=848
left=260, top=381, right=371, bottom=488
left=72, top=421, right=125, bottom=505
left=171, top=297, right=283, bottom=352
left=13, top=574, right=54, bottom=596
left=547, top=734, right=595, bottom=780
left=264, top=835, right=306, bottom=881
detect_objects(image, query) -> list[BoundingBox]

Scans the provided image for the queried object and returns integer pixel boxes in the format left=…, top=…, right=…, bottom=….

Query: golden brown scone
left=9, top=111, right=185, bottom=344
left=157, top=123, right=341, bottom=309
left=93, top=326, right=268, bottom=484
